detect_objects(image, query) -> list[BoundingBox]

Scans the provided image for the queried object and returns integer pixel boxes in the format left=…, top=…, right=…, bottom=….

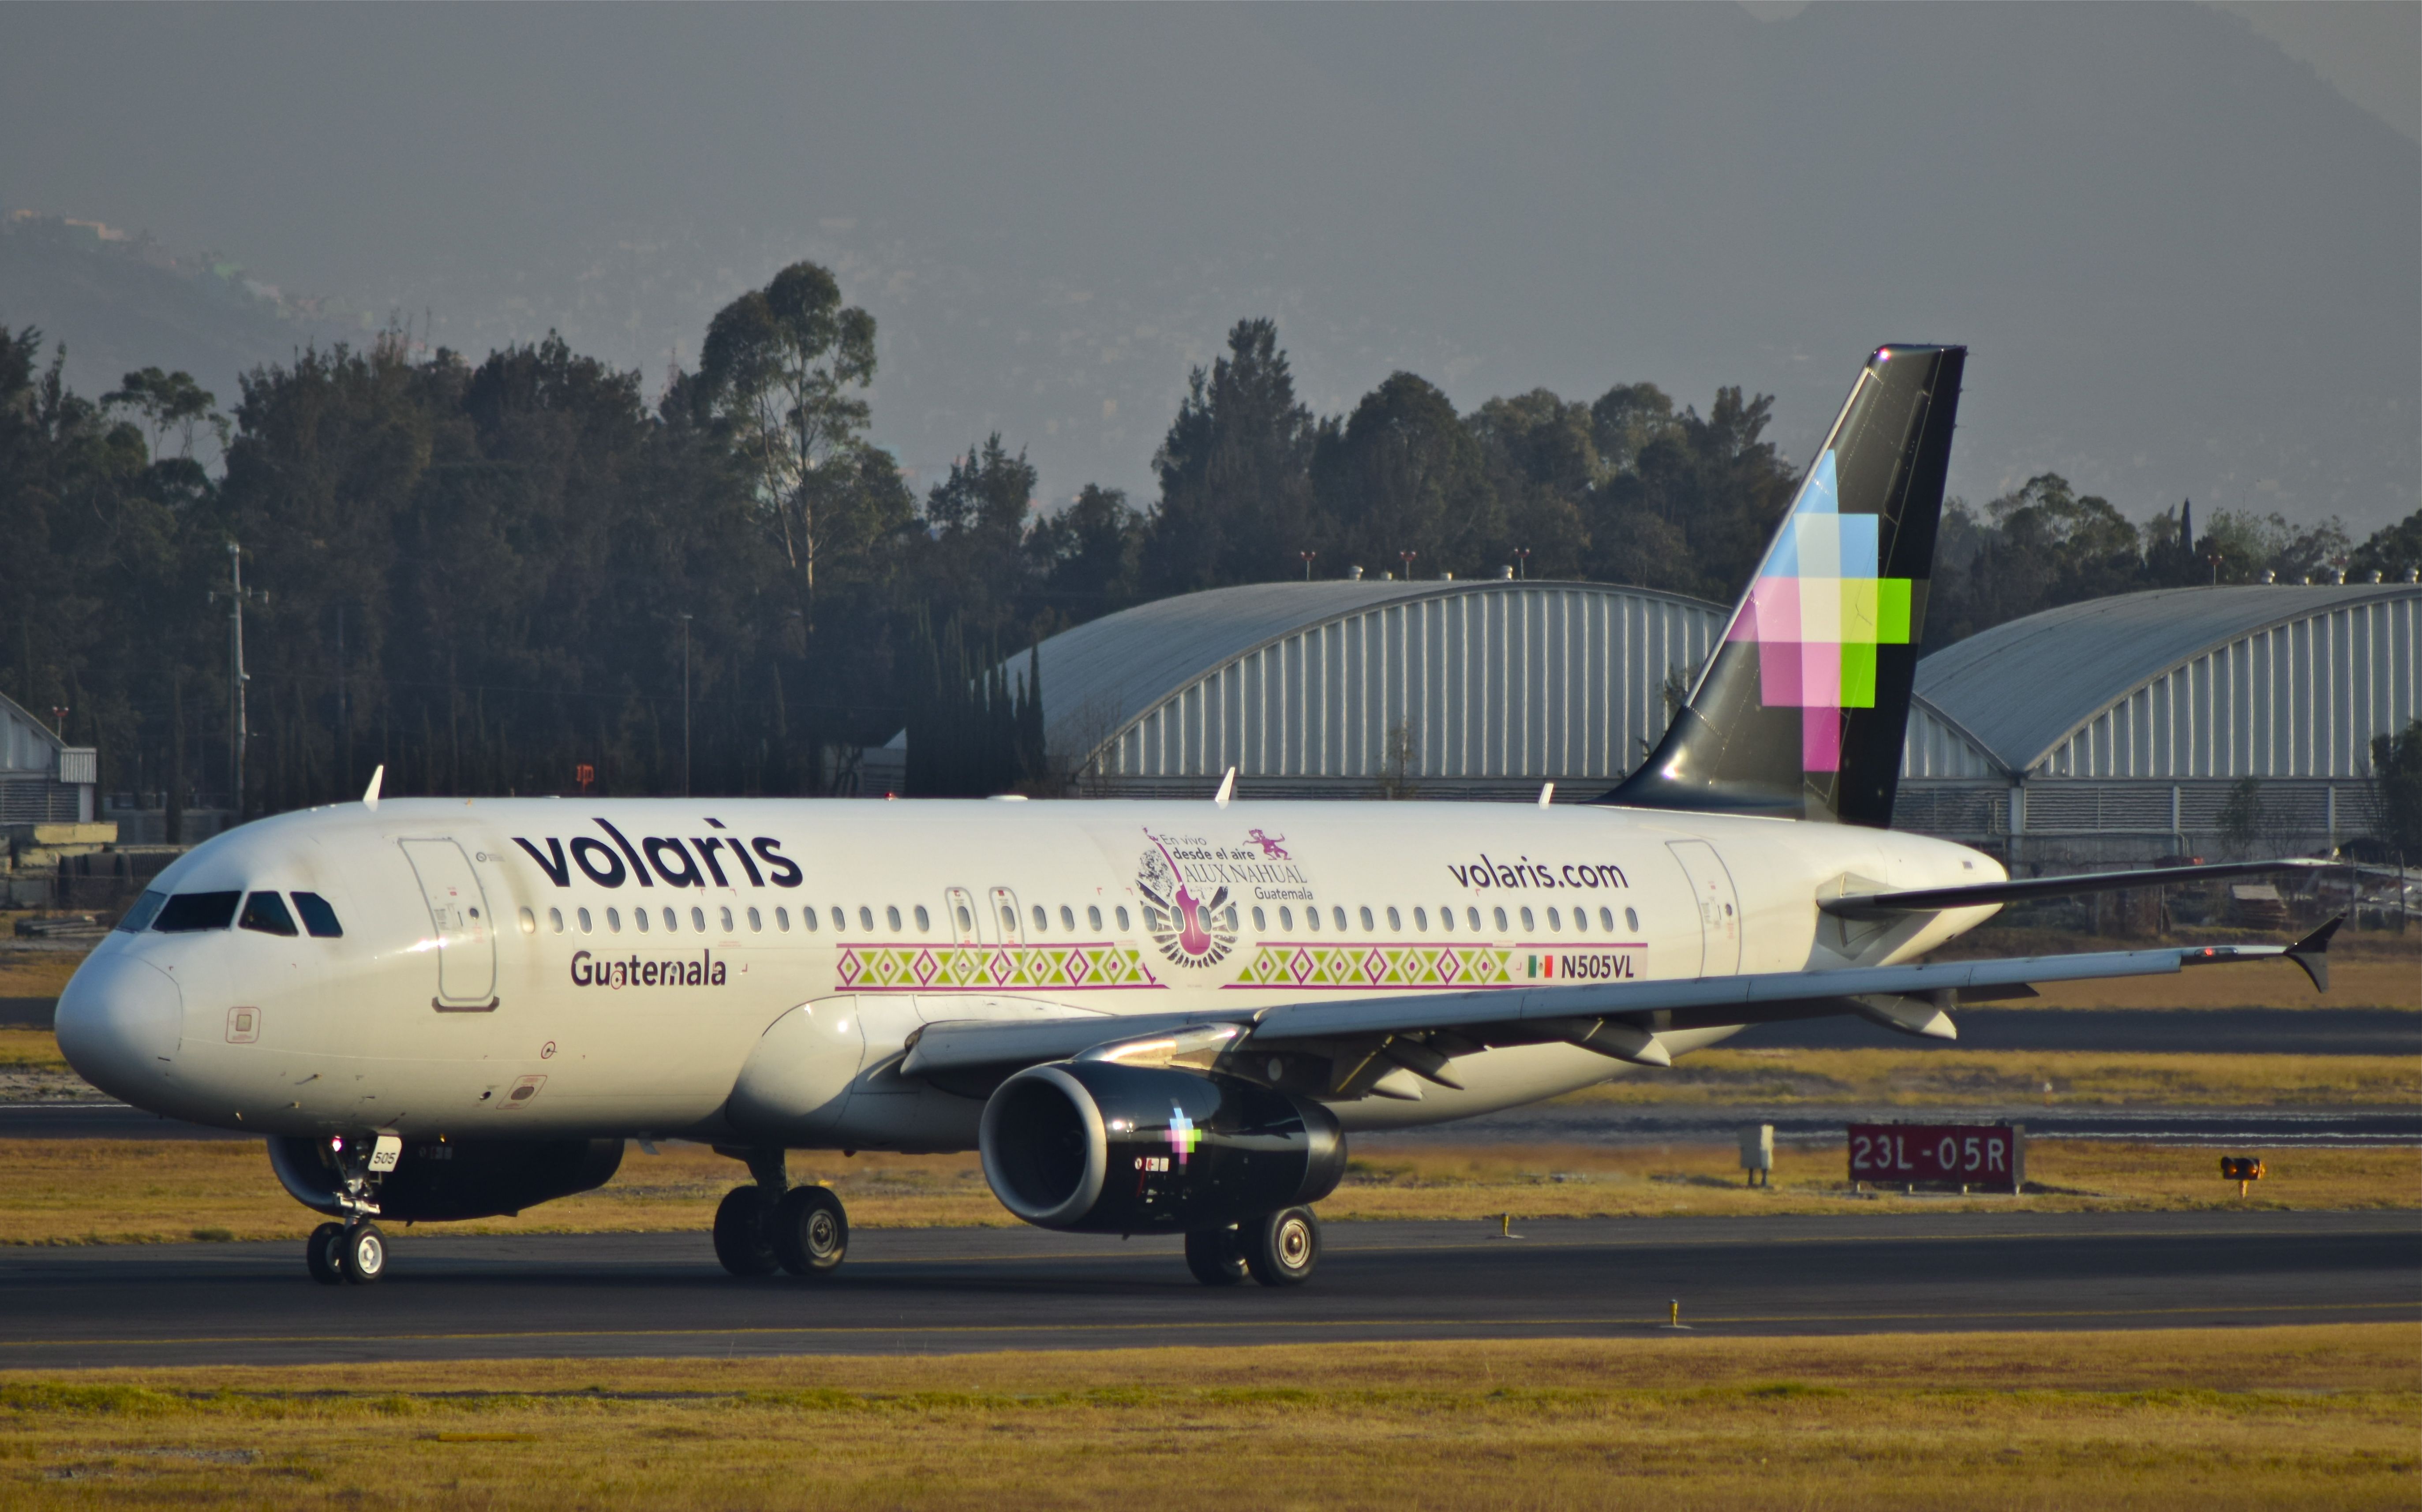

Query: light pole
left=679, top=612, right=695, bottom=798
left=1399, top=550, right=1419, bottom=581
left=1512, top=548, right=1531, bottom=580
left=209, top=541, right=266, bottom=817
left=1299, top=551, right=1318, bottom=581
left=2206, top=553, right=2224, bottom=586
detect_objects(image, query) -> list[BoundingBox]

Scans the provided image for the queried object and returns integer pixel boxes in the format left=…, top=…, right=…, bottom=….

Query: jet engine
left=979, top=1061, right=1344, bottom=1233
left=269, top=1135, right=625, bottom=1221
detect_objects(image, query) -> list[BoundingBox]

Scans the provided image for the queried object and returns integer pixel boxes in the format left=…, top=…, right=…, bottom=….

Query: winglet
left=1213, top=766, right=1236, bottom=808
left=362, top=764, right=385, bottom=812
left=1537, top=782, right=1555, bottom=808
left=2283, top=915, right=2340, bottom=993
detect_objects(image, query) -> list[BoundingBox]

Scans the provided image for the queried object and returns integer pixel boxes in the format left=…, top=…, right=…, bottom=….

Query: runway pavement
left=0, top=1211, right=2411, bottom=1369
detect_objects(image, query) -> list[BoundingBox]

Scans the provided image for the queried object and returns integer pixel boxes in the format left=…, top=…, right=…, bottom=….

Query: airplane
left=55, top=343, right=2337, bottom=1289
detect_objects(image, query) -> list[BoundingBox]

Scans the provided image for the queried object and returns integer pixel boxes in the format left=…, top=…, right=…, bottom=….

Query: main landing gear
left=713, top=1146, right=849, bottom=1279
left=1187, top=1206, right=1321, bottom=1288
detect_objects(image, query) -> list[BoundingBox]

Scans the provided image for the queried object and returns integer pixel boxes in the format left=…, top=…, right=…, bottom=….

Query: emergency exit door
left=1666, top=840, right=1742, bottom=977
left=400, top=838, right=498, bottom=1008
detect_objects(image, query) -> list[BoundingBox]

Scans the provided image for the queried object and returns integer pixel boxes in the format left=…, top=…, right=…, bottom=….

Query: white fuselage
left=56, top=796, right=1999, bottom=1149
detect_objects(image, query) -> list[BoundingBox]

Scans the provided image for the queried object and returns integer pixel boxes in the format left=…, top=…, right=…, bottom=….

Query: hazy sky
left=2, top=3, right=2415, bottom=532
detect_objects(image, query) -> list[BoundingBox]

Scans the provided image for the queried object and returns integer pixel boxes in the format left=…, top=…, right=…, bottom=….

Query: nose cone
left=56, top=955, right=185, bottom=1102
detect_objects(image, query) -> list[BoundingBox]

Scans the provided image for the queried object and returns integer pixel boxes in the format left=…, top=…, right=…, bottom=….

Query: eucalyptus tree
left=696, top=261, right=880, bottom=616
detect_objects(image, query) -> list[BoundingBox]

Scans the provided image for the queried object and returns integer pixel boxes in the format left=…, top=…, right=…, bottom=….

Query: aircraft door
left=1666, top=840, right=1742, bottom=978
left=943, top=887, right=982, bottom=944
left=399, top=839, right=498, bottom=1009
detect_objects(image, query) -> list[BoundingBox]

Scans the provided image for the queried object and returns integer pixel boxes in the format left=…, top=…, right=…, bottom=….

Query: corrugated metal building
left=890, top=579, right=2418, bottom=864
left=1900, top=583, right=2421, bottom=862
left=1020, top=579, right=1727, bottom=801
left=0, top=690, right=97, bottom=825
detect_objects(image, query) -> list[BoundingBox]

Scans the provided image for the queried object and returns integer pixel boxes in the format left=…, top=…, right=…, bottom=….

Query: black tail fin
left=1602, top=344, right=1964, bottom=825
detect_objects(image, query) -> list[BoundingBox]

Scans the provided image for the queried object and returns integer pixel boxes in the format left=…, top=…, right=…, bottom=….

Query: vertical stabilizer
left=1602, top=344, right=1964, bottom=825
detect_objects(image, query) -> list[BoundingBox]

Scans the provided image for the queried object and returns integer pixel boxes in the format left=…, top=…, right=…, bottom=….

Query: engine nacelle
left=269, top=1135, right=624, bottom=1221
left=979, top=1061, right=1344, bottom=1233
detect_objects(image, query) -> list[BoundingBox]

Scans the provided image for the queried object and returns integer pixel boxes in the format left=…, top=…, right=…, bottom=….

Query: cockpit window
left=152, top=891, right=241, bottom=933
left=291, top=892, right=344, bottom=939
left=239, top=892, right=299, bottom=937
left=116, top=891, right=168, bottom=933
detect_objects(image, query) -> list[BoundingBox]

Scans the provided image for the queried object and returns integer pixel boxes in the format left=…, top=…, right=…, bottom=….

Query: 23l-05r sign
left=1848, top=1123, right=2025, bottom=1192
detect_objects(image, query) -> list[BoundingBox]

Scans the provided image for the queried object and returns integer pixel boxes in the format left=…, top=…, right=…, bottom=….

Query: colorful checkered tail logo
left=1601, top=344, right=1965, bottom=826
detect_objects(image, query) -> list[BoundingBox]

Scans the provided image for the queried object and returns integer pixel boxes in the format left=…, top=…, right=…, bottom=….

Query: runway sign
left=1849, top=1122, right=2025, bottom=1191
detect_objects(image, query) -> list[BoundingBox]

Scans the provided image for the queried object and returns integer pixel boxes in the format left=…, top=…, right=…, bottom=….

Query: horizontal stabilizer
left=1820, top=858, right=2332, bottom=918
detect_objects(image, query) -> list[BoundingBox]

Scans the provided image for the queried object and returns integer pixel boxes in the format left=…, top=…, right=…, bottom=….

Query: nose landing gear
left=301, top=1133, right=398, bottom=1285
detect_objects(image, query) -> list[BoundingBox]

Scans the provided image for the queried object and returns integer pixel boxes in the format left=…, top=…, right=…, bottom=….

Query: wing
left=1822, top=857, right=2331, bottom=918
left=898, top=918, right=2340, bottom=1094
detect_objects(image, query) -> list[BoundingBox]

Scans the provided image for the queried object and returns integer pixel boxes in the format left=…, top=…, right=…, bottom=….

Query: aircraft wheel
left=1245, top=1206, right=1320, bottom=1288
left=712, top=1186, right=780, bottom=1277
left=1184, top=1225, right=1248, bottom=1287
left=306, top=1221, right=345, bottom=1285
left=338, top=1221, right=388, bottom=1285
left=771, top=1186, right=849, bottom=1277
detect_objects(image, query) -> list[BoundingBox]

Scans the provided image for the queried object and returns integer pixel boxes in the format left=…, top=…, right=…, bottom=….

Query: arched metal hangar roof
left=1911, top=582, right=2420, bottom=780
left=1025, top=579, right=1727, bottom=789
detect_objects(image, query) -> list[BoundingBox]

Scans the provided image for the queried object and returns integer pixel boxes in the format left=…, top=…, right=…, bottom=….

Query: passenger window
left=999, top=905, right=1017, bottom=933
left=1059, top=905, right=1076, bottom=931
left=1599, top=906, right=1614, bottom=931
left=1547, top=907, right=1562, bottom=932
left=694, top=907, right=710, bottom=932
left=606, top=907, right=622, bottom=933
left=1115, top=906, right=1131, bottom=931
left=635, top=908, right=651, bottom=933
left=1252, top=906, right=1267, bottom=931
left=1386, top=906, right=1402, bottom=931
left=1492, top=907, right=1509, bottom=933
left=1278, top=905, right=1293, bottom=930
left=292, top=892, right=344, bottom=939
left=885, top=905, right=902, bottom=931
left=547, top=907, right=564, bottom=933
left=1359, top=906, right=1375, bottom=931
left=1520, top=907, right=1535, bottom=931
left=239, top=892, right=299, bottom=937
left=576, top=907, right=593, bottom=934
left=914, top=904, right=931, bottom=933
left=775, top=907, right=790, bottom=931
left=719, top=907, right=734, bottom=933
left=1570, top=907, right=1586, bottom=935
left=1413, top=907, right=1427, bottom=932
left=1224, top=904, right=1239, bottom=931
left=153, top=891, right=240, bottom=933
left=1437, top=906, right=1453, bottom=932
left=664, top=907, right=680, bottom=932
left=1333, top=906, right=1348, bottom=932
left=1031, top=904, right=1048, bottom=933
left=117, top=891, right=167, bottom=933
left=1086, top=905, right=1102, bottom=931
left=1624, top=907, right=1640, bottom=932
left=517, top=907, right=536, bottom=935
left=1467, top=907, right=1482, bottom=931
left=859, top=906, right=874, bottom=931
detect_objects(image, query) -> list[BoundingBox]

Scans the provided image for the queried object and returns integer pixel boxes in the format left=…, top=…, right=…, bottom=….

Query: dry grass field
left=2, top=1136, right=2412, bottom=1247
left=0, top=1325, right=2412, bottom=1509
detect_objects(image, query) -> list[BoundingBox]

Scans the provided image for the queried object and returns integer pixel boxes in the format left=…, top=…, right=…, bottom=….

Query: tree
left=1585, top=384, right=1797, bottom=600
left=2349, top=508, right=2422, bottom=583
left=696, top=262, right=879, bottom=611
left=1468, top=390, right=1592, bottom=579
left=1312, top=372, right=1495, bottom=579
left=1140, top=318, right=1318, bottom=593
left=1028, top=483, right=1142, bottom=608
left=2372, top=718, right=2422, bottom=859
left=103, top=367, right=227, bottom=459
